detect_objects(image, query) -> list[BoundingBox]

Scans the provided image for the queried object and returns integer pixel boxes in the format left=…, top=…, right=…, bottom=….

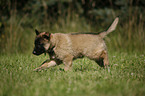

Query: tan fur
left=33, top=17, right=119, bottom=71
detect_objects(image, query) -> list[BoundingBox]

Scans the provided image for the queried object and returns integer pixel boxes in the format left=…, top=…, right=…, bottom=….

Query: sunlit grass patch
left=0, top=52, right=144, bottom=96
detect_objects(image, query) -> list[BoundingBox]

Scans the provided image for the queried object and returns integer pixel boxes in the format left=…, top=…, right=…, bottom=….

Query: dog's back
left=51, top=33, right=106, bottom=61
left=52, top=17, right=119, bottom=60
left=69, top=34, right=106, bottom=58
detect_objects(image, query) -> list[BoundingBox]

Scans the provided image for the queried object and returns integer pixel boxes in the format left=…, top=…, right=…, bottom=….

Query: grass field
left=0, top=52, right=145, bottom=96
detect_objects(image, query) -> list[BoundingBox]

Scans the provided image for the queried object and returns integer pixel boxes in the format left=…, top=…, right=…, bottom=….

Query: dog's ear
left=35, top=29, right=40, bottom=35
left=43, top=32, right=51, bottom=40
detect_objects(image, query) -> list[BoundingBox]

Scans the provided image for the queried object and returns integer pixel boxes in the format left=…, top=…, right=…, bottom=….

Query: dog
left=33, top=17, right=119, bottom=71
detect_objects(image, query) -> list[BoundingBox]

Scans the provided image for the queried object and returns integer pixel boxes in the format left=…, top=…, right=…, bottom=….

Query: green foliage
left=0, top=0, right=145, bottom=54
left=0, top=52, right=144, bottom=96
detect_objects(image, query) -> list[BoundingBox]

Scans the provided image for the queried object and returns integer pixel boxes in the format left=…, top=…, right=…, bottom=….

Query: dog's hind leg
left=96, top=51, right=110, bottom=72
left=96, top=59, right=104, bottom=67
left=101, top=51, right=110, bottom=72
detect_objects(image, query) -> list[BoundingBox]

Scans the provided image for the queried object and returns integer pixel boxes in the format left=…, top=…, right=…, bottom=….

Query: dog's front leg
left=33, top=60, right=57, bottom=72
left=63, top=55, right=73, bottom=71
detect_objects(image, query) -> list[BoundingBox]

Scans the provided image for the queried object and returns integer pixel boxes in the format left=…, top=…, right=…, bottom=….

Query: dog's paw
left=107, top=67, right=110, bottom=73
left=33, top=67, right=41, bottom=72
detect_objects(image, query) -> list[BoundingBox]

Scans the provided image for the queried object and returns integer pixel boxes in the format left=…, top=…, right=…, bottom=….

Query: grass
left=0, top=52, right=145, bottom=96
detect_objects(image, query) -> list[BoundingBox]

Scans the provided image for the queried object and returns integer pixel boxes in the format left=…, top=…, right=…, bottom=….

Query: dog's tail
left=99, top=17, right=119, bottom=38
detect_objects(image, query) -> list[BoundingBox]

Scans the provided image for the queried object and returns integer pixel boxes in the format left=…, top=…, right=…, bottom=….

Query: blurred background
left=0, top=0, right=144, bottom=54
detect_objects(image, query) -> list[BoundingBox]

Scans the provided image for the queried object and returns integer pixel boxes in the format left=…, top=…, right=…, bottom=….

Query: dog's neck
left=48, top=33, right=60, bottom=52
left=46, top=33, right=59, bottom=54
left=50, top=33, right=57, bottom=47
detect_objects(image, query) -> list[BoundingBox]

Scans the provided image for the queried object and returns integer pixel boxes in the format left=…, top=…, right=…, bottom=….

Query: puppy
left=33, top=17, right=119, bottom=71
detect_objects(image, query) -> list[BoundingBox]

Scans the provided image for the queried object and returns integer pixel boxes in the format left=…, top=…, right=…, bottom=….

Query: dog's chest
left=52, top=47, right=69, bottom=60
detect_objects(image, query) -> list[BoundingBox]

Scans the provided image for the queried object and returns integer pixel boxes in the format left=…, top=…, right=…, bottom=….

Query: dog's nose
left=33, top=50, right=36, bottom=54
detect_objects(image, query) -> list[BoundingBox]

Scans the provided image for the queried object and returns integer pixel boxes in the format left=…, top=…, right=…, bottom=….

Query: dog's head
left=33, top=29, right=51, bottom=55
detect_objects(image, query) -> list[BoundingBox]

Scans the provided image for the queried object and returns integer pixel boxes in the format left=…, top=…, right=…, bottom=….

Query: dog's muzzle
left=32, top=48, right=45, bottom=55
left=32, top=50, right=42, bottom=55
left=33, top=50, right=39, bottom=55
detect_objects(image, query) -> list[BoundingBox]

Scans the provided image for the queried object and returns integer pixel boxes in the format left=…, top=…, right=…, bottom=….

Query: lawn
left=0, top=52, right=144, bottom=96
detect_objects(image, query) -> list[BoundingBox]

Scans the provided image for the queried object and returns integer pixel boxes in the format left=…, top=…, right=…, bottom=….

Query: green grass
left=0, top=52, right=145, bottom=96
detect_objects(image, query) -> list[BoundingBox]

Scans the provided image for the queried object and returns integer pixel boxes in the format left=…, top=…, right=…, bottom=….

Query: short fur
left=33, top=17, right=119, bottom=71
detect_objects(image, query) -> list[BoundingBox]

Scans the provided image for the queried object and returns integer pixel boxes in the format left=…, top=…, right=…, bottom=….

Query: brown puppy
left=33, top=17, right=119, bottom=71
